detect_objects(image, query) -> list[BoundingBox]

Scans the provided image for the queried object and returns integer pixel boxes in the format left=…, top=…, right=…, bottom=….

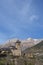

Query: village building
left=10, top=40, right=21, bottom=57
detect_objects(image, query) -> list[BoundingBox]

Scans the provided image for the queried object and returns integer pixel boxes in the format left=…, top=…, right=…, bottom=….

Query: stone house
left=10, top=40, right=21, bottom=57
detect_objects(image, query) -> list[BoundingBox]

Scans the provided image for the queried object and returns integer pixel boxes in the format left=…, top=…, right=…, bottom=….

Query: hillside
left=23, top=41, right=43, bottom=54
left=31, top=41, right=43, bottom=50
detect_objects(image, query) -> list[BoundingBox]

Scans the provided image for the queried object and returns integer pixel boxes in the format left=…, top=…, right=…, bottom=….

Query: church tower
left=15, top=40, right=21, bottom=50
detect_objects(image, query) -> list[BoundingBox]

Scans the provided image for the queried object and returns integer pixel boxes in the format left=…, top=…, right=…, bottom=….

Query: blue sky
left=0, top=0, right=43, bottom=43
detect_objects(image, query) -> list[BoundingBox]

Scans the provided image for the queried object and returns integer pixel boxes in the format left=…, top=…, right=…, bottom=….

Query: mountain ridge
left=0, top=38, right=43, bottom=50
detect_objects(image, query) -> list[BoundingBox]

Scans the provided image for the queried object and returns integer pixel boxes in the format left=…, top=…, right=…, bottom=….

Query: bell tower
left=15, top=40, right=21, bottom=50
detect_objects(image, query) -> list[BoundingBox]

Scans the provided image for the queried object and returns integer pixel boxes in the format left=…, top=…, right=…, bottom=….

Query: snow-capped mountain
left=21, top=38, right=43, bottom=50
left=0, top=38, right=43, bottom=50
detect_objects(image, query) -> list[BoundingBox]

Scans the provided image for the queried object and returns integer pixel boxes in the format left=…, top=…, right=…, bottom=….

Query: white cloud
left=30, top=15, right=39, bottom=21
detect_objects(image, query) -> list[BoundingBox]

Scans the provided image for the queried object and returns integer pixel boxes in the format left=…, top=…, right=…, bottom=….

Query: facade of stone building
left=10, top=40, right=21, bottom=57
